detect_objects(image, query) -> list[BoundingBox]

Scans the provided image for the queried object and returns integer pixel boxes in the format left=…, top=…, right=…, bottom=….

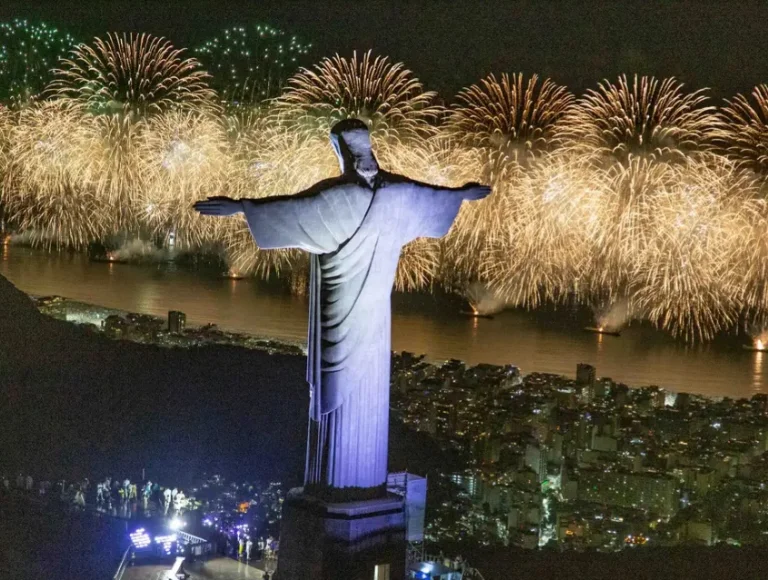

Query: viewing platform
left=122, top=557, right=270, bottom=580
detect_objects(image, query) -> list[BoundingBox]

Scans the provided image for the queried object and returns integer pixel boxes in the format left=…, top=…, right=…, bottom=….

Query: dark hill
left=0, top=273, right=444, bottom=485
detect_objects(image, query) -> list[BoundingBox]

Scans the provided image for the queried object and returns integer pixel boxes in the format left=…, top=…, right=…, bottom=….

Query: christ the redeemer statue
left=194, top=119, right=490, bottom=490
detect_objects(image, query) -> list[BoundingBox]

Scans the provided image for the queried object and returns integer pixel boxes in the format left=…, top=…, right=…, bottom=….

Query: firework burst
left=438, top=73, right=574, bottom=286
left=589, top=157, right=679, bottom=292
left=630, top=156, right=756, bottom=341
left=484, top=153, right=609, bottom=307
left=446, top=73, right=574, bottom=165
left=269, top=50, right=440, bottom=145
left=136, top=110, right=236, bottom=248
left=1, top=101, right=111, bottom=247
left=49, top=33, right=219, bottom=118
left=563, top=75, right=717, bottom=164
left=717, top=85, right=768, bottom=176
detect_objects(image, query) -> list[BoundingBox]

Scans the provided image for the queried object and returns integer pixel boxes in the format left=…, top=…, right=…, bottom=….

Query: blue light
left=129, top=528, right=151, bottom=549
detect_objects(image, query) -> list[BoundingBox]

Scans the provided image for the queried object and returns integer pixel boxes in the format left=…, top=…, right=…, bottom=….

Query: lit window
left=374, top=563, right=391, bottom=580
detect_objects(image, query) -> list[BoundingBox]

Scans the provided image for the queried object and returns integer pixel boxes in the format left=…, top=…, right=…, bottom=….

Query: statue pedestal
left=276, top=488, right=406, bottom=580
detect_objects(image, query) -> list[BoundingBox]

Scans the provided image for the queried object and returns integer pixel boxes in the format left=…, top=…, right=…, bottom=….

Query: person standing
left=163, top=487, right=172, bottom=515
left=142, top=481, right=151, bottom=509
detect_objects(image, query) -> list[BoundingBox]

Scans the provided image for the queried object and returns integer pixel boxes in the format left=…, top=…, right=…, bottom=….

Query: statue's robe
left=243, top=173, right=467, bottom=488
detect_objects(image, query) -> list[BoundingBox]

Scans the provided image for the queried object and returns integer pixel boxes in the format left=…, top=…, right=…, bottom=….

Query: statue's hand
left=461, top=183, right=492, bottom=201
left=193, top=196, right=243, bottom=217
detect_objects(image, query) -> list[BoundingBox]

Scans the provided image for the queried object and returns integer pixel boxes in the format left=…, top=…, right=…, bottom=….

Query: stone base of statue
left=275, top=487, right=407, bottom=580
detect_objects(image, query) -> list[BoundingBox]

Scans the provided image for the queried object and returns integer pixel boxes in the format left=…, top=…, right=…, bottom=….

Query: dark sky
left=3, top=0, right=767, bottom=99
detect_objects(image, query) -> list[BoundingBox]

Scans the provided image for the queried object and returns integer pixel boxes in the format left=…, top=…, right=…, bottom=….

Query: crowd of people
left=2, top=471, right=280, bottom=567
left=1, top=472, right=189, bottom=519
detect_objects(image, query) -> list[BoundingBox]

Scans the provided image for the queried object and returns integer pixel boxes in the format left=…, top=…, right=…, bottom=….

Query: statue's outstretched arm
left=193, top=196, right=243, bottom=216
left=408, top=179, right=491, bottom=201
left=192, top=178, right=342, bottom=218
left=397, top=178, right=491, bottom=241
left=194, top=180, right=371, bottom=253
left=456, top=182, right=492, bottom=201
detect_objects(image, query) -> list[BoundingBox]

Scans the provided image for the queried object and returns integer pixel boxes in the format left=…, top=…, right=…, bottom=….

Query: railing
left=176, top=530, right=215, bottom=558
left=112, top=545, right=133, bottom=580
left=176, top=530, right=207, bottom=545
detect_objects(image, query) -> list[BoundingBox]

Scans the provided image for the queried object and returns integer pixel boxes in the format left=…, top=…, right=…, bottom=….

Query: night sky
left=2, top=1, right=767, bottom=100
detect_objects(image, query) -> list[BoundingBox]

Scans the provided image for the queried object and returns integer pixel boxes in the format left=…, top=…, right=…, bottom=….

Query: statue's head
left=330, top=118, right=379, bottom=184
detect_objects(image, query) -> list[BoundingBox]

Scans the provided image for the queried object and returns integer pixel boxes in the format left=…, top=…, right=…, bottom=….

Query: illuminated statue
left=194, top=119, right=490, bottom=489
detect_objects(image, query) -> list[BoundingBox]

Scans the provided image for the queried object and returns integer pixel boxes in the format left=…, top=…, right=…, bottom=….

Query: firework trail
left=446, top=73, right=574, bottom=164
left=717, top=84, right=768, bottom=177
left=49, top=33, right=219, bottom=118
left=1, top=101, right=112, bottom=247
left=562, top=75, right=717, bottom=164
left=269, top=50, right=440, bottom=143
left=592, top=298, right=632, bottom=331
left=463, top=281, right=507, bottom=316
left=442, top=73, right=575, bottom=285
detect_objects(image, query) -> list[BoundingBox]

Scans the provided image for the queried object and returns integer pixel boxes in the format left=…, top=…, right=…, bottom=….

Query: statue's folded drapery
left=242, top=177, right=468, bottom=488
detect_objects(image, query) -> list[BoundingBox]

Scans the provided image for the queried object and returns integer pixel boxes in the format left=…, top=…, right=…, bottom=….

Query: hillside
left=0, top=273, right=443, bottom=485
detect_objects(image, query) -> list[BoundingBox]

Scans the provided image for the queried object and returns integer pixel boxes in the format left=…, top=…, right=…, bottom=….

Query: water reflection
left=0, top=246, right=763, bottom=399
left=753, top=350, right=764, bottom=394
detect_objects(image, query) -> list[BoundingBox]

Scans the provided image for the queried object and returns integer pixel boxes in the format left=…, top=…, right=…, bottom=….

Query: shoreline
left=3, top=244, right=764, bottom=400
left=30, top=293, right=724, bottom=404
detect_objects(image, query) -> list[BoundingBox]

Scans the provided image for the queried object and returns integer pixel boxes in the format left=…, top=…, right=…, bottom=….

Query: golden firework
left=484, top=153, right=608, bottom=307
left=136, top=110, right=236, bottom=249
left=1, top=101, right=111, bottom=247
left=49, top=32, right=219, bottom=118
left=563, top=75, right=717, bottom=164
left=717, top=84, right=768, bottom=176
left=446, top=73, right=574, bottom=165
left=269, top=50, right=440, bottom=144
left=630, top=156, right=755, bottom=341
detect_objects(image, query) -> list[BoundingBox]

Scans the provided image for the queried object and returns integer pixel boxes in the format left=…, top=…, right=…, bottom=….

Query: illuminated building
left=577, top=469, right=679, bottom=517
left=450, top=472, right=483, bottom=500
